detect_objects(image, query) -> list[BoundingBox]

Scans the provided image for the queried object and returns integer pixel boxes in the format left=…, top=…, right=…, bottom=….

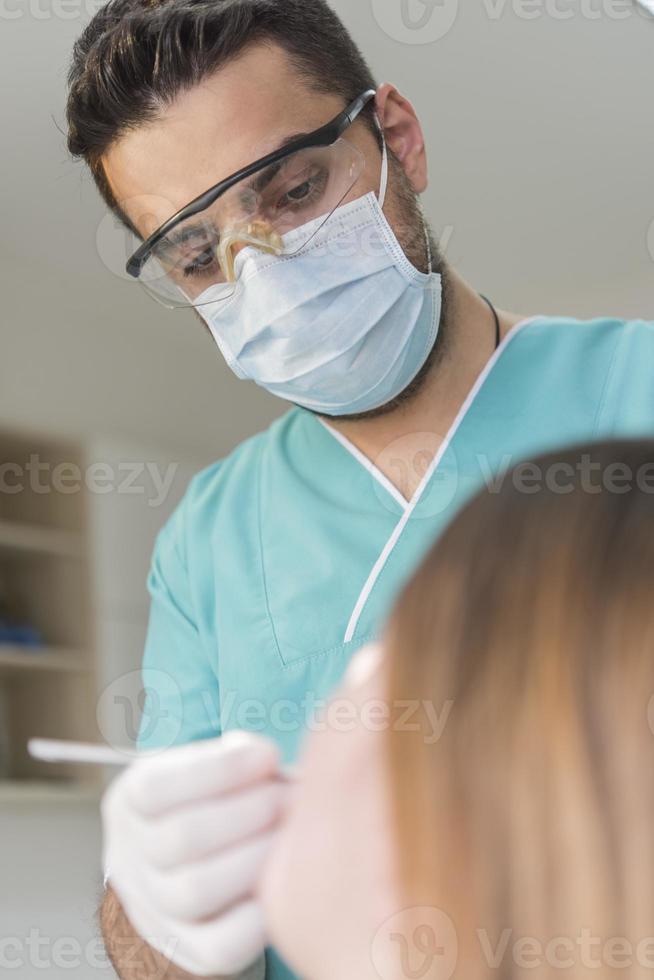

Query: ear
left=374, top=83, right=429, bottom=194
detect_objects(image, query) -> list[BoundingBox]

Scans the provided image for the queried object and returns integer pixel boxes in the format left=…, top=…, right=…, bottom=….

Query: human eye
left=277, top=167, right=328, bottom=211
left=182, top=246, right=219, bottom=279
left=160, top=225, right=220, bottom=280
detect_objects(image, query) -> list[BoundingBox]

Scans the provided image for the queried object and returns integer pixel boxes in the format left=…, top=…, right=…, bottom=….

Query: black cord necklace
left=480, top=295, right=501, bottom=351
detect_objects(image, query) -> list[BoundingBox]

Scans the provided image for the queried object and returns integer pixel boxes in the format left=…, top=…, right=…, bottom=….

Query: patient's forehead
left=298, top=644, right=389, bottom=786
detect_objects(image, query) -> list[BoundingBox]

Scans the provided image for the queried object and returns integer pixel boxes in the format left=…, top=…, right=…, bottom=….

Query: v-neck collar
left=314, top=315, right=544, bottom=642
left=316, top=417, right=410, bottom=510
left=317, top=316, right=543, bottom=509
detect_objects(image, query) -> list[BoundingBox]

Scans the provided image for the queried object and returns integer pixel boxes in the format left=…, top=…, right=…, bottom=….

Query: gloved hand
left=102, top=730, right=287, bottom=977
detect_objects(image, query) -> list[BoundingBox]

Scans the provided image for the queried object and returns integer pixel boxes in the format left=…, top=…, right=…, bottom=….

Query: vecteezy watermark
left=490, top=0, right=652, bottom=21
left=476, top=928, right=654, bottom=970
left=371, top=0, right=461, bottom=45
left=0, top=0, right=104, bottom=18
left=480, top=453, right=654, bottom=497
left=0, top=930, right=179, bottom=977
left=648, top=217, right=654, bottom=266
left=0, top=0, right=112, bottom=17
left=0, top=931, right=110, bottom=971
left=370, top=0, right=651, bottom=44
left=371, top=907, right=458, bottom=980
left=370, top=913, right=654, bottom=979
left=97, top=669, right=186, bottom=753
left=97, top=670, right=454, bottom=750
left=481, top=0, right=650, bottom=21
left=370, top=432, right=460, bottom=519
left=0, top=454, right=179, bottom=508
left=369, top=441, right=654, bottom=521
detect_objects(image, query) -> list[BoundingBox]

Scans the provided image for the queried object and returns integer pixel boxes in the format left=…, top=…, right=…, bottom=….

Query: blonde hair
left=386, top=440, right=654, bottom=980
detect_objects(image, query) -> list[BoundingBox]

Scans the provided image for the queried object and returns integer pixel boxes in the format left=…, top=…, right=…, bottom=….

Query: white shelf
left=0, top=520, right=83, bottom=558
left=0, top=779, right=101, bottom=804
left=0, top=430, right=99, bottom=801
left=0, top=645, right=88, bottom=674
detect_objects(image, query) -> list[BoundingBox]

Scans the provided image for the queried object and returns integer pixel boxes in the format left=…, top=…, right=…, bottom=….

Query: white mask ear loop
left=373, top=110, right=432, bottom=276
left=378, top=136, right=389, bottom=210
left=417, top=197, right=433, bottom=276
left=374, top=111, right=389, bottom=210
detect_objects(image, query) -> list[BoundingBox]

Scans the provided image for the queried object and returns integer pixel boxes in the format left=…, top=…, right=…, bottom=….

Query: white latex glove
left=102, top=730, right=286, bottom=977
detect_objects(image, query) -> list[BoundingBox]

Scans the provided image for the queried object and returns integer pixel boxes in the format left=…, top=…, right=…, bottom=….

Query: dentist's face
left=102, top=40, right=440, bottom=419
left=102, top=40, right=434, bottom=288
left=104, top=43, right=383, bottom=258
left=258, top=645, right=401, bottom=980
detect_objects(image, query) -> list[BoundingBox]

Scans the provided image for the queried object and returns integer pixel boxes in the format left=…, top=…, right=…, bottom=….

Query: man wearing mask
left=65, top=1, right=653, bottom=978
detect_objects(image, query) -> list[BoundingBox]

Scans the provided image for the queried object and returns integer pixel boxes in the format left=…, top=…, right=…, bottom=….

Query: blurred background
left=0, top=1, right=652, bottom=976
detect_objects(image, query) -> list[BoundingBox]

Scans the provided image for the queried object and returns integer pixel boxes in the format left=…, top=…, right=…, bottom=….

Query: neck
left=322, top=270, right=528, bottom=503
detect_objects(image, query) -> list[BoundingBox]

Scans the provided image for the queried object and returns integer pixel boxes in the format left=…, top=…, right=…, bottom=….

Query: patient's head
left=260, top=440, right=654, bottom=980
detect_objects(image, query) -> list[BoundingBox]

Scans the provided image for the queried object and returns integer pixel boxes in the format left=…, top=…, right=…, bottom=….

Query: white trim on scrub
left=316, top=418, right=410, bottom=510
left=318, top=316, right=544, bottom=644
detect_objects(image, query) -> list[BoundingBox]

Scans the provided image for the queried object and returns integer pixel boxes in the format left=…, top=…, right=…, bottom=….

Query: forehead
left=103, top=42, right=347, bottom=237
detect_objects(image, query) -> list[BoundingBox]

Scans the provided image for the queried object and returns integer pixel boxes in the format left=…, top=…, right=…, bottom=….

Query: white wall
left=1, top=1, right=653, bottom=974
left=0, top=796, right=107, bottom=978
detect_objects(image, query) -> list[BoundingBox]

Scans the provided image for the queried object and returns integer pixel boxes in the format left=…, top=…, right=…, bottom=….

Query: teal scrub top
left=137, top=316, right=654, bottom=980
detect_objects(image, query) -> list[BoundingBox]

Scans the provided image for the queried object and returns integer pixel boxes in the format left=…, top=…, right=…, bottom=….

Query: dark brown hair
left=66, top=0, right=378, bottom=225
left=386, top=440, right=654, bottom=978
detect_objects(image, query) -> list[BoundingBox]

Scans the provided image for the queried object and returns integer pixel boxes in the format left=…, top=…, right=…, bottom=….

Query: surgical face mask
left=194, top=134, right=443, bottom=417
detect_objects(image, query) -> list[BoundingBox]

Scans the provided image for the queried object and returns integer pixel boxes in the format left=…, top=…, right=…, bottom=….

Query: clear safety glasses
left=122, top=90, right=377, bottom=309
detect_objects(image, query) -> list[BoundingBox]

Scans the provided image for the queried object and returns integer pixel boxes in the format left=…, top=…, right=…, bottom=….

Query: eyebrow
left=275, top=131, right=313, bottom=153
left=161, top=130, right=315, bottom=250
left=242, top=131, right=312, bottom=196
